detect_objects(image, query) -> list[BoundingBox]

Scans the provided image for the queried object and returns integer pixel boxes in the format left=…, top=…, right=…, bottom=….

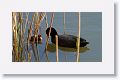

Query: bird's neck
left=51, top=35, right=57, bottom=43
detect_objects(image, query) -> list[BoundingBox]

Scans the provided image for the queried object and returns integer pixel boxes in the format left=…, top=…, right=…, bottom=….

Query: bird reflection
left=47, top=43, right=90, bottom=53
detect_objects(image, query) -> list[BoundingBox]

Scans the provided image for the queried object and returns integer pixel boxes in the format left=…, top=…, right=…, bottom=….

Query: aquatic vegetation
left=12, top=12, right=45, bottom=62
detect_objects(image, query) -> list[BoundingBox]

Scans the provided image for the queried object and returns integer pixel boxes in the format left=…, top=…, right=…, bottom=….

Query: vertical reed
left=28, top=52, right=31, bottom=62
left=24, top=13, right=29, bottom=37
left=12, top=12, right=47, bottom=62
left=19, top=12, right=24, bottom=61
left=45, top=13, right=48, bottom=28
left=45, top=36, right=49, bottom=61
left=44, top=14, right=49, bottom=61
left=48, top=12, right=54, bottom=37
left=33, top=12, right=39, bottom=61
left=76, top=12, right=80, bottom=62
left=27, top=23, right=32, bottom=61
left=56, top=35, right=59, bottom=62
left=12, top=12, right=18, bottom=61
left=62, top=12, right=67, bottom=61
left=63, top=12, right=66, bottom=34
left=27, top=23, right=32, bottom=50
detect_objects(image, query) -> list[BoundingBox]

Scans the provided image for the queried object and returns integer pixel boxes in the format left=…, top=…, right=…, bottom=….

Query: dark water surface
left=26, top=12, right=102, bottom=62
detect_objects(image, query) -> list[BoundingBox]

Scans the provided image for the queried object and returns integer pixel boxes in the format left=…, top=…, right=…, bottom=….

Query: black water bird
left=30, top=34, right=42, bottom=43
left=46, top=27, right=89, bottom=48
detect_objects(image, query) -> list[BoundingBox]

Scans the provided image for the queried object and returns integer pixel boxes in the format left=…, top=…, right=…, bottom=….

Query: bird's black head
left=46, top=27, right=58, bottom=38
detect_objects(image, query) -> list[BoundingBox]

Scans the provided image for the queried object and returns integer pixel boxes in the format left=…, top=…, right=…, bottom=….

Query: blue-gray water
left=25, top=12, right=102, bottom=62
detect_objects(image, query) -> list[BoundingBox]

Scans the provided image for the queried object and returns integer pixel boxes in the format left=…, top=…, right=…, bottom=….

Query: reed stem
left=45, top=36, right=49, bottom=61
left=45, top=13, right=48, bottom=28
left=63, top=12, right=66, bottom=34
left=76, top=12, right=80, bottom=62
left=12, top=12, right=19, bottom=61
left=48, top=12, right=54, bottom=37
left=56, top=35, right=59, bottom=62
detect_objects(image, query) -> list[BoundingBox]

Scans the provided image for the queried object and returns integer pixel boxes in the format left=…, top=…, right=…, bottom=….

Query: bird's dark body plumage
left=46, top=27, right=89, bottom=48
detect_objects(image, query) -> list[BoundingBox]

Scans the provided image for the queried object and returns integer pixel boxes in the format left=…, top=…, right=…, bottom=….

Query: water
left=26, top=12, right=102, bottom=62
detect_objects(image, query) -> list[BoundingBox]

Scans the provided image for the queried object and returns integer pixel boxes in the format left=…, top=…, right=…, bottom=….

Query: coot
left=30, top=34, right=42, bottom=43
left=46, top=27, right=89, bottom=48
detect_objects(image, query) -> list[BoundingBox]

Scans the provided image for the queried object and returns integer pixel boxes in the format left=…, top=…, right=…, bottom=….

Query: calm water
left=26, top=12, right=102, bottom=62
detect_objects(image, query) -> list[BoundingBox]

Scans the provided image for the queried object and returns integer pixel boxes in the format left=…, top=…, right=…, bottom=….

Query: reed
left=45, top=13, right=48, bottom=28
left=12, top=12, right=46, bottom=62
left=63, top=12, right=66, bottom=34
left=12, top=12, right=26, bottom=61
left=76, top=12, right=80, bottom=62
left=28, top=51, right=32, bottom=62
left=32, top=13, right=39, bottom=61
left=12, top=12, right=19, bottom=61
left=27, top=23, right=32, bottom=61
left=27, top=23, right=32, bottom=50
left=43, top=13, right=49, bottom=61
left=55, top=35, right=59, bottom=62
left=48, top=12, right=54, bottom=37
left=19, top=12, right=24, bottom=61
left=24, top=13, right=29, bottom=38
left=45, top=36, right=49, bottom=62
left=31, top=43, right=38, bottom=61
left=31, top=13, right=38, bottom=61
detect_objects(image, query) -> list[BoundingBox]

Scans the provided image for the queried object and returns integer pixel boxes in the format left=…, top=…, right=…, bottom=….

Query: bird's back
left=52, top=34, right=77, bottom=48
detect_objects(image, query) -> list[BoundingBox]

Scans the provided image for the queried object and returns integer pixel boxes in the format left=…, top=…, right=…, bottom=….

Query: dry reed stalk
left=28, top=52, right=32, bottom=62
left=33, top=13, right=38, bottom=36
left=45, top=13, right=48, bottom=28
left=63, top=12, right=66, bottom=34
left=27, top=22, right=32, bottom=60
left=19, top=12, right=30, bottom=62
left=48, top=12, right=54, bottom=37
left=32, top=13, right=35, bottom=25
left=19, top=12, right=24, bottom=61
left=38, top=12, right=46, bottom=24
left=28, top=16, right=38, bottom=62
left=12, top=12, right=19, bottom=61
left=44, top=13, right=49, bottom=61
left=56, top=35, right=59, bottom=62
left=34, top=12, right=45, bottom=32
left=12, top=50, right=15, bottom=61
left=76, top=12, right=80, bottom=62
left=36, top=44, right=40, bottom=61
left=45, top=36, right=49, bottom=61
left=31, top=42, right=38, bottom=61
left=32, top=13, right=40, bottom=61
left=23, top=12, right=29, bottom=36
left=17, top=12, right=26, bottom=61
left=39, top=12, right=45, bottom=36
